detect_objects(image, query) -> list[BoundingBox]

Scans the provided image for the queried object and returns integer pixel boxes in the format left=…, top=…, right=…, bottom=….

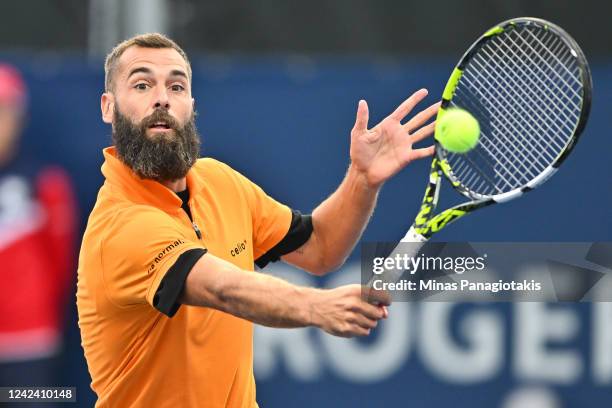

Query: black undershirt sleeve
left=153, top=248, right=207, bottom=317
left=255, top=210, right=313, bottom=268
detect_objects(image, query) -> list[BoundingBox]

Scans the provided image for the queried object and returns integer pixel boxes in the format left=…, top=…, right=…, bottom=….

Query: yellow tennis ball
left=435, top=108, right=480, bottom=153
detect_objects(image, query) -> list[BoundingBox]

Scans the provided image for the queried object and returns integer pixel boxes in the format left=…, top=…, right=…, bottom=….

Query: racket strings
left=463, top=42, right=567, bottom=184
left=499, top=29, right=581, bottom=135
left=446, top=25, right=584, bottom=197
left=483, top=37, right=571, bottom=150
left=453, top=78, right=543, bottom=192
left=467, top=51, right=559, bottom=174
left=460, top=28, right=579, bottom=188
left=513, top=32, right=583, bottom=135
left=503, top=30, right=581, bottom=124
left=496, top=30, right=580, bottom=162
left=520, top=29, right=582, bottom=101
left=457, top=77, right=542, bottom=181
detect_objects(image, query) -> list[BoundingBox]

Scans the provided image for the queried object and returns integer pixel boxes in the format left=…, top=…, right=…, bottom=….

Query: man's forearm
left=180, top=252, right=388, bottom=337
left=308, top=164, right=380, bottom=271
left=182, top=254, right=314, bottom=328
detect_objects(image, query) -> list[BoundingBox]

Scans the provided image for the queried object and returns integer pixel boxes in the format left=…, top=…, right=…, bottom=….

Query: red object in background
left=0, top=167, right=77, bottom=361
left=0, top=64, right=26, bottom=108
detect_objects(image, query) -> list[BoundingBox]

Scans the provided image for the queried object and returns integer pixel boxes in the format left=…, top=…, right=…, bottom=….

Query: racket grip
left=400, top=225, right=428, bottom=243
left=366, top=226, right=427, bottom=288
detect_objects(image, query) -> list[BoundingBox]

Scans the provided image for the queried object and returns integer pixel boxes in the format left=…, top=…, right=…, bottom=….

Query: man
left=0, top=64, right=77, bottom=395
left=77, top=33, right=438, bottom=407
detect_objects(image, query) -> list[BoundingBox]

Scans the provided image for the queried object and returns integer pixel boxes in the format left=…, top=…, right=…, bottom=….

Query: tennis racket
left=374, top=17, right=592, bottom=284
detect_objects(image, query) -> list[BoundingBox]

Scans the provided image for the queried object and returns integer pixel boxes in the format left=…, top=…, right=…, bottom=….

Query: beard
left=112, top=105, right=201, bottom=181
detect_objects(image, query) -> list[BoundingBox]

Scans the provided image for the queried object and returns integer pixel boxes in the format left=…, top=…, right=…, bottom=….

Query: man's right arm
left=179, top=253, right=389, bottom=337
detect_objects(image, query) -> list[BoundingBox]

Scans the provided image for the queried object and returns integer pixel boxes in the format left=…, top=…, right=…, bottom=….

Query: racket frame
left=412, top=17, right=592, bottom=240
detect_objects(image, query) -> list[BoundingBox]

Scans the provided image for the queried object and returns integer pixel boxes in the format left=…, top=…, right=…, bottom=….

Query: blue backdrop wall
left=7, top=55, right=611, bottom=407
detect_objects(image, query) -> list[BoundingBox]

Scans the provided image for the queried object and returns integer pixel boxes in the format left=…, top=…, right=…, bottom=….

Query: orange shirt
left=77, top=147, right=292, bottom=407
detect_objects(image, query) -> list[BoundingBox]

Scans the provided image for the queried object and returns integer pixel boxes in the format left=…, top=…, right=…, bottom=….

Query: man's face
left=101, top=46, right=201, bottom=181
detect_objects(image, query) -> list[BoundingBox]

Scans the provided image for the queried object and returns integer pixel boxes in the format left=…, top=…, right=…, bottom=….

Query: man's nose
left=153, top=87, right=170, bottom=110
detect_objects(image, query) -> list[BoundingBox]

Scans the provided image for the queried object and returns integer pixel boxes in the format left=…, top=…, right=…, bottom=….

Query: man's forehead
left=117, top=46, right=189, bottom=79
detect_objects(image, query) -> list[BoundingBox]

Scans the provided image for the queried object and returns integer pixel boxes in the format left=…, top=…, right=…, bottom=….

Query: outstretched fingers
left=409, top=146, right=435, bottom=161
left=389, top=88, right=429, bottom=122
left=410, top=121, right=436, bottom=144
left=403, top=101, right=440, bottom=134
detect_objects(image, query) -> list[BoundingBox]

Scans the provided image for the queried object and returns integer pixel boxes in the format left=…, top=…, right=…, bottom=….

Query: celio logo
left=231, top=239, right=248, bottom=257
left=148, top=239, right=185, bottom=274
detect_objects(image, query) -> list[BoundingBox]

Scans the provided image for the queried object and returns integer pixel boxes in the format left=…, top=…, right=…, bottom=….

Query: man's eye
left=171, top=84, right=185, bottom=92
left=134, top=83, right=149, bottom=90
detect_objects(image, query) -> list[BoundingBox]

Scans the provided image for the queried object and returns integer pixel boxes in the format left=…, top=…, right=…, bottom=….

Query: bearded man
left=77, top=33, right=438, bottom=407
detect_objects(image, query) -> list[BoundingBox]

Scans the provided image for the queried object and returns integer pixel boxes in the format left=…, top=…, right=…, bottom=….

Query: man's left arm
left=282, top=89, right=439, bottom=275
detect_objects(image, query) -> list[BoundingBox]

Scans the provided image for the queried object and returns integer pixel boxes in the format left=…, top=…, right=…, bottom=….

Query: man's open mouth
left=149, top=121, right=171, bottom=130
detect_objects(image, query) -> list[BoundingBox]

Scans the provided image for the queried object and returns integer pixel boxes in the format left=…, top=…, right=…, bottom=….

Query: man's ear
left=101, top=92, right=115, bottom=124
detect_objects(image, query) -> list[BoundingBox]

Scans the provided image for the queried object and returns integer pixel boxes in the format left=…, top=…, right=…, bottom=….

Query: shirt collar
left=101, top=146, right=203, bottom=212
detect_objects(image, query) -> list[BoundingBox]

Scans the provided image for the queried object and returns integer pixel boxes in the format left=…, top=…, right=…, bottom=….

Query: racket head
left=434, top=17, right=592, bottom=203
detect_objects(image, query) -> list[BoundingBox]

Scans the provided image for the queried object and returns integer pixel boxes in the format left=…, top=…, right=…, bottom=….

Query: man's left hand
left=349, top=88, right=440, bottom=188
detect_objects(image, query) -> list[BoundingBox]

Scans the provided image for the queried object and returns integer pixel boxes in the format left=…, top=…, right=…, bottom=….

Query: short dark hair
left=104, top=33, right=192, bottom=92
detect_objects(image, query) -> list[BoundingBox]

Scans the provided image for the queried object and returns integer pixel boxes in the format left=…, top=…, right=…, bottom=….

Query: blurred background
left=0, top=0, right=610, bottom=407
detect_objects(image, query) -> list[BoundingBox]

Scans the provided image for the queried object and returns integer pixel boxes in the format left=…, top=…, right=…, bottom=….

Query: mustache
left=140, top=109, right=181, bottom=131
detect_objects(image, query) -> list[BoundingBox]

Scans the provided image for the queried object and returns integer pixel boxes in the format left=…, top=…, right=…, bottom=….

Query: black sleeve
left=255, top=210, right=313, bottom=268
left=153, top=248, right=207, bottom=317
